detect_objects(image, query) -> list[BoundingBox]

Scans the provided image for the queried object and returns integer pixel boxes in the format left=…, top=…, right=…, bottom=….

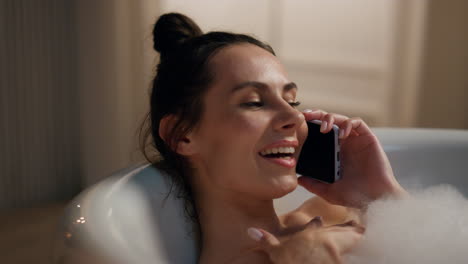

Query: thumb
left=247, top=227, right=280, bottom=248
left=298, top=176, right=330, bottom=197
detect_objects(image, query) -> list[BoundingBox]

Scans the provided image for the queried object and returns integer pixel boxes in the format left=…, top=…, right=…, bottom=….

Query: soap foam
left=345, top=185, right=468, bottom=264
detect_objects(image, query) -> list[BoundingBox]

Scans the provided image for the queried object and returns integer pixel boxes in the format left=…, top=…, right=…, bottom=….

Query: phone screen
left=296, top=121, right=340, bottom=183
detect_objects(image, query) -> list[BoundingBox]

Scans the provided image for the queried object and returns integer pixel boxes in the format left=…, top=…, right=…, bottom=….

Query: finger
left=335, top=220, right=357, bottom=228
left=322, top=114, right=334, bottom=133
left=247, top=227, right=280, bottom=247
left=334, top=229, right=364, bottom=254
left=306, top=216, right=323, bottom=229
left=321, top=114, right=372, bottom=138
left=323, top=113, right=349, bottom=127
left=348, top=118, right=371, bottom=136
left=355, top=225, right=366, bottom=234
left=302, top=110, right=367, bottom=139
left=341, top=119, right=353, bottom=139
left=297, top=176, right=330, bottom=197
left=303, top=110, right=352, bottom=132
left=334, top=221, right=366, bottom=234
left=317, top=112, right=353, bottom=135
left=302, top=109, right=328, bottom=121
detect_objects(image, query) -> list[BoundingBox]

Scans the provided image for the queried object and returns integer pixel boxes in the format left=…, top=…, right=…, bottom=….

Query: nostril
left=282, top=123, right=295, bottom=129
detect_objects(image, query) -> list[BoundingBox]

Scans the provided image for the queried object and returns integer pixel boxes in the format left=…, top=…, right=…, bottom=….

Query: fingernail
left=356, top=225, right=366, bottom=234
left=247, top=227, right=263, bottom=241
left=320, top=121, right=328, bottom=132
left=339, top=129, right=344, bottom=138
left=303, top=109, right=313, bottom=113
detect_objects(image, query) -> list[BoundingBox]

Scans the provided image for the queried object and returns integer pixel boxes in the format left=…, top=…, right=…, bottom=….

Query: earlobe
left=159, top=115, right=197, bottom=156
left=176, top=135, right=197, bottom=156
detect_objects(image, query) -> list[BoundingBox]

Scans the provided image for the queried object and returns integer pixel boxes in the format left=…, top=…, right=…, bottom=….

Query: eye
left=288, top=101, right=301, bottom=108
left=241, top=101, right=264, bottom=108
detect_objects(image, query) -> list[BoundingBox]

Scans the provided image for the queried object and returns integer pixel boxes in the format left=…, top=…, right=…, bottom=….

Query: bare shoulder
left=225, top=250, right=271, bottom=264
left=282, top=196, right=356, bottom=226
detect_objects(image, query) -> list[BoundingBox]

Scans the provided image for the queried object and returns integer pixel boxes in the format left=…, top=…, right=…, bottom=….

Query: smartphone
left=296, top=120, right=341, bottom=183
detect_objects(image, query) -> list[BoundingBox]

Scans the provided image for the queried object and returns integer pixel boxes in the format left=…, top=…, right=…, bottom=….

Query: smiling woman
left=139, top=13, right=407, bottom=264
left=189, top=43, right=306, bottom=198
left=140, top=13, right=278, bottom=226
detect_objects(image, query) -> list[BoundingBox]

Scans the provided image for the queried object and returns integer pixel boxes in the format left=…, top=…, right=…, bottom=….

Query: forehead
left=208, top=44, right=289, bottom=88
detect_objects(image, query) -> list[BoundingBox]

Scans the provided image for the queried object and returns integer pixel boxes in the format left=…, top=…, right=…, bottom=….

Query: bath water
left=345, top=185, right=468, bottom=264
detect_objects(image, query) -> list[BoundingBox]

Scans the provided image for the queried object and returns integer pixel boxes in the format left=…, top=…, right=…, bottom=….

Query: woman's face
left=188, top=44, right=307, bottom=199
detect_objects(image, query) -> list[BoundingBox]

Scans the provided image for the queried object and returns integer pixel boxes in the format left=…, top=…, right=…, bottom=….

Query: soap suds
left=345, top=185, right=468, bottom=264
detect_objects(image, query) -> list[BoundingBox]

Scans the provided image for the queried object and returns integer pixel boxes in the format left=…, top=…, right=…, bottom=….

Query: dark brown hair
left=140, top=13, right=275, bottom=224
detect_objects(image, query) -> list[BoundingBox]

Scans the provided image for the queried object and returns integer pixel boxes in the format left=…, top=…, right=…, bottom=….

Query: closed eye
left=289, top=101, right=301, bottom=107
left=241, top=101, right=264, bottom=108
left=241, top=101, right=300, bottom=108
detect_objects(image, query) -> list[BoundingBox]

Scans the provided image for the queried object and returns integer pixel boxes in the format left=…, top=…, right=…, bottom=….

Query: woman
left=140, top=13, right=408, bottom=263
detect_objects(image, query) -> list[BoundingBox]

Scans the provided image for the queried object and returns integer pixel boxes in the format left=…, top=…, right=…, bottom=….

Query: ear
left=159, top=115, right=198, bottom=156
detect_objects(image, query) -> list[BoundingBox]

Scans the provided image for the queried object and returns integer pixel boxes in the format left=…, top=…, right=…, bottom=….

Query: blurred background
left=0, top=0, right=467, bottom=263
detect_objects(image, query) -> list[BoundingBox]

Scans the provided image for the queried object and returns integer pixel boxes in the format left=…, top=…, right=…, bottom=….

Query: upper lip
left=258, top=140, right=299, bottom=153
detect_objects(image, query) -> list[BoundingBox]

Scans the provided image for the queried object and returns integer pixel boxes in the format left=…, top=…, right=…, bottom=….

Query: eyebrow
left=230, top=81, right=298, bottom=94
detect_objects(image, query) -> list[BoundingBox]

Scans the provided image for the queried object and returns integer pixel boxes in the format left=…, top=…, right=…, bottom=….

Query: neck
left=196, top=188, right=283, bottom=263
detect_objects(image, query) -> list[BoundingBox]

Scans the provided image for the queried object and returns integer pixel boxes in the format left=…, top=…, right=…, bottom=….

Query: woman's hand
left=248, top=216, right=365, bottom=264
left=298, top=109, right=408, bottom=209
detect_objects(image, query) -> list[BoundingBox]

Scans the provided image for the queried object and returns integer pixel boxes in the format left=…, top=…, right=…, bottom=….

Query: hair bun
left=153, top=13, right=203, bottom=55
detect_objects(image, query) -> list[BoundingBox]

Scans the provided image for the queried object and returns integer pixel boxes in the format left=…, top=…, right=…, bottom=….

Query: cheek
left=234, top=114, right=268, bottom=134
left=297, top=120, right=308, bottom=150
left=196, top=111, right=268, bottom=157
left=218, top=113, right=268, bottom=155
left=190, top=114, right=266, bottom=188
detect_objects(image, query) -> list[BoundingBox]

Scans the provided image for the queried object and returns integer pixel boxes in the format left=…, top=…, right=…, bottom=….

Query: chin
left=269, top=173, right=298, bottom=198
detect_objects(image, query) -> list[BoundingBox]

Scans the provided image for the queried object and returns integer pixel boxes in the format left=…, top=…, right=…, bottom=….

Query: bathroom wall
left=0, top=0, right=81, bottom=209
left=74, top=0, right=156, bottom=186
left=73, top=0, right=468, bottom=187
left=415, top=0, right=468, bottom=129
left=158, top=0, right=428, bottom=127
left=0, top=0, right=160, bottom=208
left=1, top=0, right=467, bottom=208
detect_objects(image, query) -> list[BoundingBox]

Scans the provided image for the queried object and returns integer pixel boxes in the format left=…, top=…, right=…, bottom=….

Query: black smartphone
left=296, top=120, right=341, bottom=183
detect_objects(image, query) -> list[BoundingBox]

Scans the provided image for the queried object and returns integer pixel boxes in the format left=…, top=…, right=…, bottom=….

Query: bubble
left=345, top=185, right=468, bottom=264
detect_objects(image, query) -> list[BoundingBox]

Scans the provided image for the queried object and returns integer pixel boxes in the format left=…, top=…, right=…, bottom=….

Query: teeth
left=260, top=147, right=296, bottom=156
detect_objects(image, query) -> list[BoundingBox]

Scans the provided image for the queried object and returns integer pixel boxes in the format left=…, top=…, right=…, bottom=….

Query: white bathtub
left=53, top=128, right=468, bottom=263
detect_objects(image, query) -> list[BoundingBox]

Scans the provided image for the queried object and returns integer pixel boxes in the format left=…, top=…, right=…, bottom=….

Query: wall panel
left=0, top=0, right=81, bottom=209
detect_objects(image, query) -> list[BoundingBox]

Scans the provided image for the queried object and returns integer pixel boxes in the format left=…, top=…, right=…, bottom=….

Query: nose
left=272, top=103, right=305, bottom=132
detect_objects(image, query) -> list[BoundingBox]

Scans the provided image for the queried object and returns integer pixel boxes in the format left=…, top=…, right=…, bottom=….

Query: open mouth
left=259, top=147, right=296, bottom=160
left=259, top=152, right=294, bottom=159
